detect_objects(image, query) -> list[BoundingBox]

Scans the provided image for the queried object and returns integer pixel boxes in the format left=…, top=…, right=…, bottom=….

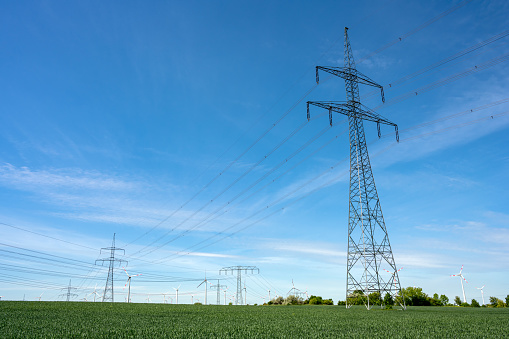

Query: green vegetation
left=1, top=301, right=509, bottom=338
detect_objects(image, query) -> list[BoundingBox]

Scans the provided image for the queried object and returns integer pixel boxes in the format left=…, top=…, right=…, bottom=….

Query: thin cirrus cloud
left=0, top=163, right=136, bottom=191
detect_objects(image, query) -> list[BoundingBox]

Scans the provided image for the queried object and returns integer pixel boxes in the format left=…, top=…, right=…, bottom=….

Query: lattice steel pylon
left=307, top=27, right=405, bottom=310
left=59, top=279, right=78, bottom=302
left=210, top=279, right=227, bottom=305
left=219, top=266, right=259, bottom=305
left=95, top=233, right=127, bottom=302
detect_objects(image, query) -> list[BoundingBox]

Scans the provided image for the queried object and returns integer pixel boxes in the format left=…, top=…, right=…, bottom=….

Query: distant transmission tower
left=219, top=266, right=259, bottom=305
left=307, top=27, right=404, bottom=310
left=210, top=280, right=227, bottom=305
left=95, top=233, right=127, bottom=302
left=59, top=279, right=78, bottom=302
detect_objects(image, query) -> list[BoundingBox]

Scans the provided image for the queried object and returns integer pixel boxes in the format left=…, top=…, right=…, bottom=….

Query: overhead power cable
left=357, top=0, right=474, bottom=64
left=156, top=100, right=509, bottom=262
left=373, top=52, right=509, bottom=110
left=363, top=29, right=509, bottom=99
left=124, top=0, right=463, bottom=249
left=131, top=115, right=334, bottom=259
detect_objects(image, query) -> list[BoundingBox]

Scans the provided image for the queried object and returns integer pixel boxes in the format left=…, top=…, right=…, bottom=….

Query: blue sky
left=1, top=0, right=508, bottom=305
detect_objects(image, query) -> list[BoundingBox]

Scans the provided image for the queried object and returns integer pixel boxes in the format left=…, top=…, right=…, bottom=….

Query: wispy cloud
left=0, top=163, right=136, bottom=191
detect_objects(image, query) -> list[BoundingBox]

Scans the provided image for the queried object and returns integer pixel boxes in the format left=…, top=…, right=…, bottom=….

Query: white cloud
left=0, top=163, right=136, bottom=191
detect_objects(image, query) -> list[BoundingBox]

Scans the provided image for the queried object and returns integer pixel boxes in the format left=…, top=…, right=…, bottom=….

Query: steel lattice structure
left=219, top=266, right=259, bottom=305
left=95, top=233, right=127, bottom=302
left=210, top=279, right=228, bottom=305
left=307, top=27, right=405, bottom=310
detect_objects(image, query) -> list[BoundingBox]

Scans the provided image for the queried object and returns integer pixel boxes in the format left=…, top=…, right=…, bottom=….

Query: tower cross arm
left=307, top=101, right=399, bottom=141
left=316, top=66, right=385, bottom=102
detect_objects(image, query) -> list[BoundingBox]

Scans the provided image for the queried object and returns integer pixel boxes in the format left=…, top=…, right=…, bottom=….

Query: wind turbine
left=162, top=292, right=170, bottom=304
left=287, top=279, right=300, bottom=296
left=145, top=295, right=150, bottom=303
left=89, top=284, right=100, bottom=302
left=451, top=265, right=468, bottom=303
left=476, top=285, right=485, bottom=305
left=223, top=287, right=228, bottom=305
left=197, top=275, right=208, bottom=305
left=191, top=294, right=195, bottom=304
left=243, top=283, right=247, bottom=305
left=81, top=297, right=88, bottom=302
left=173, top=285, right=181, bottom=304
left=383, top=267, right=404, bottom=290
left=36, top=293, right=43, bottom=301
left=123, top=267, right=141, bottom=304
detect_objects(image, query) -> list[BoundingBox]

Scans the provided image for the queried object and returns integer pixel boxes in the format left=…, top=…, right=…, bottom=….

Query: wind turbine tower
left=307, top=27, right=403, bottom=310
left=173, top=285, right=181, bottom=304
left=450, top=265, right=468, bottom=303
left=476, top=285, right=485, bottom=305
left=197, top=274, right=209, bottom=305
left=123, top=267, right=141, bottom=303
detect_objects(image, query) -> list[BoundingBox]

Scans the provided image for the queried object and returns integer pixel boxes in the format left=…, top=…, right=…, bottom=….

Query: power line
left=357, top=0, right=474, bottom=64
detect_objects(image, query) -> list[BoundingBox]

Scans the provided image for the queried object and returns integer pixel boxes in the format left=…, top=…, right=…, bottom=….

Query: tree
left=308, top=296, right=323, bottom=305
left=401, top=287, right=431, bottom=306
left=506, top=295, right=509, bottom=307
left=489, top=296, right=500, bottom=307
left=429, top=293, right=442, bottom=306
left=454, top=296, right=462, bottom=306
left=383, top=293, right=394, bottom=306
left=284, top=295, right=303, bottom=305
left=347, top=290, right=366, bottom=306
left=368, top=292, right=382, bottom=306
left=439, top=295, right=449, bottom=306
left=322, top=299, right=334, bottom=305
left=471, top=299, right=480, bottom=307
left=270, top=296, right=284, bottom=305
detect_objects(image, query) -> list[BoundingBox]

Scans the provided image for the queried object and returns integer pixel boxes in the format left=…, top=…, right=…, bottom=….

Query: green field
left=1, top=302, right=508, bottom=338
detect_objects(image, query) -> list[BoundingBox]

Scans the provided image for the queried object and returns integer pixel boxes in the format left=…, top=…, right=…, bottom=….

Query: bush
left=322, top=299, right=333, bottom=305
left=283, top=295, right=304, bottom=305
left=471, top=299, right=480, bottom=307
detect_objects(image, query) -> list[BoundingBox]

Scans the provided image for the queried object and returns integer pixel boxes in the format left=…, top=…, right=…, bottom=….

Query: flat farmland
left=1, top=302, right=508, bottom=338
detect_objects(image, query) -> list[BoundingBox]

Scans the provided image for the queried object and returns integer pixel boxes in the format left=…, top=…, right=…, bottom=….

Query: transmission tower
left=219, top=266, right=259, bottom=305
left=307, top=27, right=404, bottom=310
left=210, top=279, right=227, bottom=305
left=59, top=279, right=78, bottom=302
left=95, top=233, right=127, bottom=302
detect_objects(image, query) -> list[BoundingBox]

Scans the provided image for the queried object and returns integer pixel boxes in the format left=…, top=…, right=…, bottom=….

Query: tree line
left=264, top=287, right=509, bottom=308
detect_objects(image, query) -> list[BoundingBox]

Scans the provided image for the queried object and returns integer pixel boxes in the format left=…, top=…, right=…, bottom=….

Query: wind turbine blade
left=459, top=265, right=464, bottom=273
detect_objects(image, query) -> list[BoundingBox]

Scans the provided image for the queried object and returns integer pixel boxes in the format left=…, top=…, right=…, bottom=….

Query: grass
left=1, top=301, right=508, bottom=338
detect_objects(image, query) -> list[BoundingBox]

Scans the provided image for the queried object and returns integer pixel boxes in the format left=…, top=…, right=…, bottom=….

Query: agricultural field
left=1, top=302, right=508, bottom=338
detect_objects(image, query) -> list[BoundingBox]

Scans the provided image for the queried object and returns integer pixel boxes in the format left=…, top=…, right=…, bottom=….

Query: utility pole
left=219, top=266, right=259, bottom=305
left=210, top=280, right=227, bottom=305
left=307, top=27, right=404, bottom=310
left=95, top=233, right=127, bottom=302
left=59, top=279, right=77, bottom=302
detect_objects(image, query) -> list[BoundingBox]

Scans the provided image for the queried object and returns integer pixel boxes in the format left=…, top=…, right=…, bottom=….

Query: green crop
left=1, top=302, right=508, bottom=338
